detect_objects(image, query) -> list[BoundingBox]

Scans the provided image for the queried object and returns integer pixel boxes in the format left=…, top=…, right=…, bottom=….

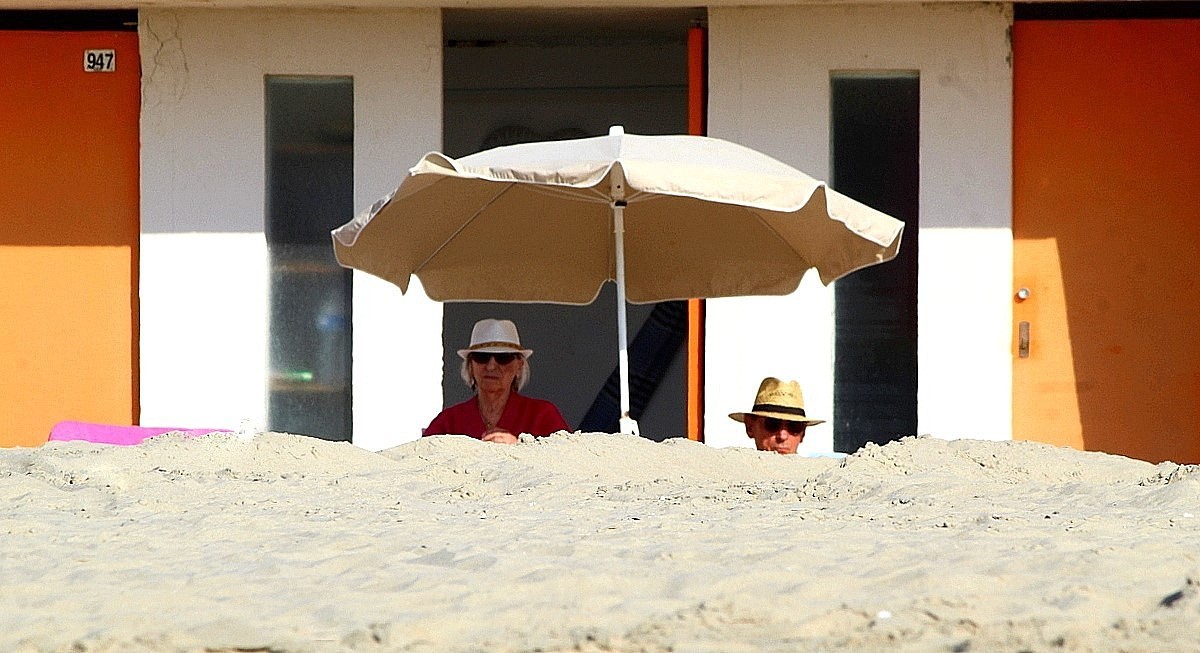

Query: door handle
left=1015, top=287, right=1031, bottom=358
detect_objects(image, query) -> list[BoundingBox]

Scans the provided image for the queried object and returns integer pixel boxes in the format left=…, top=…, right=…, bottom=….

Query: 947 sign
left=84, top=50, right=116, bottom=73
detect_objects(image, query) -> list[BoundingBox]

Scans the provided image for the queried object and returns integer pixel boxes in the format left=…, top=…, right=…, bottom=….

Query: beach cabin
left=1, top=1, right=1196, bottom=463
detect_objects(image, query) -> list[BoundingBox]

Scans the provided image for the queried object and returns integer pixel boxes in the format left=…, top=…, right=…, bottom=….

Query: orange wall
left=0, top=30, right=140, bottom=446
left=1013, top=19, right=1200, bottom=463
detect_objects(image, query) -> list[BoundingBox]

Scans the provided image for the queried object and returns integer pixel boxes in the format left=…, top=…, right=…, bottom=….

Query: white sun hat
left=456, top=318, right=533, bottom=359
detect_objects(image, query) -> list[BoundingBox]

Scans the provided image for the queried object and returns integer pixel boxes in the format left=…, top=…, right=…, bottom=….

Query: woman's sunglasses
left=468, top=352, right=520, bottom=365
left=758, top=417, right=808, bottom=433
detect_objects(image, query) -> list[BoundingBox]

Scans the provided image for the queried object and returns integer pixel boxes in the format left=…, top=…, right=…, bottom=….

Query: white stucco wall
left=138, top=8, right=443, bottom=450
left=706, top=3, right=1014, bottom=450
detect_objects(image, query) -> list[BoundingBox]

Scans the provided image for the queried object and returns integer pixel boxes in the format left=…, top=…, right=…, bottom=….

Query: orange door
left=0, top=29, right=140, bottom=446
left=1013, top=18, right=1200, bottom=464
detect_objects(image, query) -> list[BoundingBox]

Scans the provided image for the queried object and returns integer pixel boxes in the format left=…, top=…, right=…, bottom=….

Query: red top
left=423, top=392, right=570, bottom=439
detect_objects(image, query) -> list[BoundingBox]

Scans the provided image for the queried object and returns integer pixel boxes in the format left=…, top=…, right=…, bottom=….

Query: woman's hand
left=481, top=428, right=519, bottom=444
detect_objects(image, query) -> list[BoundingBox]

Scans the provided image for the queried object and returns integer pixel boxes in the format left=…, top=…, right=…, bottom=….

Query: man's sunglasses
left=468, top=352, right=521, bottom=365
left=758, top=417, right=808, bottom=433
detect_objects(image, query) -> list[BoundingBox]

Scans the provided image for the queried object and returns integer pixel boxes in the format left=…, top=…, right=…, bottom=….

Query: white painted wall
left=706, top=3, right=1013, bottom=450
left=139, top=233, right=269, bottom=430
left=139, top=8, right=443, bottom=450
left=706, top=273, right=836, bottom=453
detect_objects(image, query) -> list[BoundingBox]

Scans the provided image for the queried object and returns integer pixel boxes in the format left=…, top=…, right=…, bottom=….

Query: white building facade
left=128, top=3, right=1012, bottom=452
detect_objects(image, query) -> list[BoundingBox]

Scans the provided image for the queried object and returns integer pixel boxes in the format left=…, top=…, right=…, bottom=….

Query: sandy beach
left=2, top=431, right=1199, bottom=652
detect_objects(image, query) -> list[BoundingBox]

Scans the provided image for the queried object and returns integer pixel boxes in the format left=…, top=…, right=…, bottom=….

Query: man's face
left=745, top=416, right=807, bottom=454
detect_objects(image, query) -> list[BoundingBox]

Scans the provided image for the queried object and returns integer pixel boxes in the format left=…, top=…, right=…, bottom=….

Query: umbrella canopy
left=333, top=126, right=905, bottom=434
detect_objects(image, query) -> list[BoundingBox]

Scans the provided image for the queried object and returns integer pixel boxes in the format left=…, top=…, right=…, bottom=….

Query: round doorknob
left=1015, top=287, right=1030, bottom=302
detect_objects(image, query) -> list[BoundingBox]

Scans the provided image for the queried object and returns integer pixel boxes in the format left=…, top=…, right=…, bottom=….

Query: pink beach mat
left=48, top=421, right=232, bottom=446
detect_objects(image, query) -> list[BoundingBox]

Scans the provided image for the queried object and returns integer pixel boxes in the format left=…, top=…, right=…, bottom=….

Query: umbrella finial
left=609, top=125, right=625, bottom=160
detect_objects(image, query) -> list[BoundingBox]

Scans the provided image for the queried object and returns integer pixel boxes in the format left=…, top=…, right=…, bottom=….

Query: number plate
left=83, top=49, right=116, bottom=73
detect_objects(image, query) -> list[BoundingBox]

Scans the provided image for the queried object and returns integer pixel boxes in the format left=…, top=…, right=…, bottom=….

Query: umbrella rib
left=526, top=184, right=612, bottom=203
left=746, top=207, right=817, bottom=269
left=412, top=182, right=617, bottom=275
left=413, top=183, right=518, bottom=273
left=516, top=182, right=648, bottom=204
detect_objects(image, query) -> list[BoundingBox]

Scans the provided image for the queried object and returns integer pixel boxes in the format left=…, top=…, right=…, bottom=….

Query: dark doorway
left=441, top=8, right=704, bottom=439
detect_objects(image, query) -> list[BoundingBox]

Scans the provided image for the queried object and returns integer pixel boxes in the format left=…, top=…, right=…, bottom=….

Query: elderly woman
left=423, top=318, right=570, bottom=443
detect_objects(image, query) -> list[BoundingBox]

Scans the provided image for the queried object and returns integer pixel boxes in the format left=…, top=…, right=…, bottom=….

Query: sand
left=2, top=431, right=1199, bottom=652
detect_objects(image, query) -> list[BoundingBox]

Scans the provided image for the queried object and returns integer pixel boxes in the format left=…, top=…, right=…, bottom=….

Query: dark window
left=831, top=73, right=920, bottom=453
left=264, top=76, right=354, bottom=442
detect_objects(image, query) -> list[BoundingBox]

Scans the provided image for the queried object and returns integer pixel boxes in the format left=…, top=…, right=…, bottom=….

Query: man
left=728, top=377, right=825, bottom=454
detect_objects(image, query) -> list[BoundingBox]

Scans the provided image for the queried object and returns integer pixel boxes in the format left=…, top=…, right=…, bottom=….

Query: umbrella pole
left=612, top=200, right=639, bottom=436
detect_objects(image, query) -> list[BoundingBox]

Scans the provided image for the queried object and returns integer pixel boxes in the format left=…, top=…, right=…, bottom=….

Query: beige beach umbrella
left=332, top=126, right=904, bottom=435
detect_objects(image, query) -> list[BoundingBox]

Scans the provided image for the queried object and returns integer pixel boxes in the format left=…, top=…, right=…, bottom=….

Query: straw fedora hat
left=728, top=377, right=825, bottom=425
left=456, top=318, right=534, bottom=359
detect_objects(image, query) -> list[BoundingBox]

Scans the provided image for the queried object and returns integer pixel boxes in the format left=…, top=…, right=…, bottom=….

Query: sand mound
left=2, top=432, right=1198, bottom=652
